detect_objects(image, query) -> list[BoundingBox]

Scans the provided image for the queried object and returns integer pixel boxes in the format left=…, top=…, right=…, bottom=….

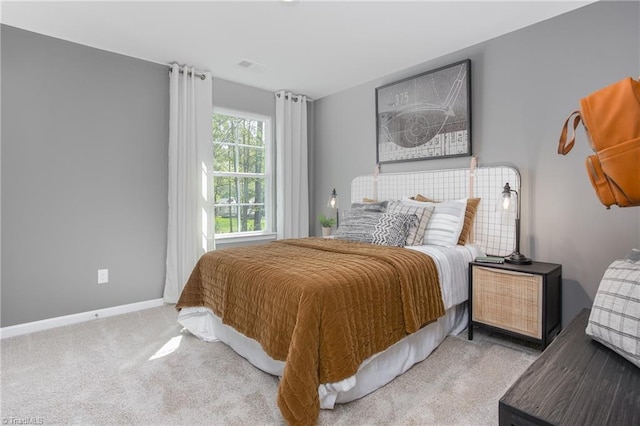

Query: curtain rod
left=168, top=67, right=206, bottom=81
left=275, top=92, right=314, bottom=102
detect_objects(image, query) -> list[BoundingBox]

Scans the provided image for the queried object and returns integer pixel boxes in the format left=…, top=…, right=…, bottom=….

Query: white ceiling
left=1, top=0, right=594, bottom=100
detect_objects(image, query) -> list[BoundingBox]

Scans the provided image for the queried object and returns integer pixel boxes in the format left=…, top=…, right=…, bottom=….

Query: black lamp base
left=505, top=252, right=532, bottom=265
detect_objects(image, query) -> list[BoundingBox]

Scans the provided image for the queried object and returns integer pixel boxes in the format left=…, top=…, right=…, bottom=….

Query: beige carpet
left=0, top=305, right=538, bottom=425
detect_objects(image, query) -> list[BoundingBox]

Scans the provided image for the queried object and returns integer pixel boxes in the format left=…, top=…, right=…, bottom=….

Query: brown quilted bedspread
left=176, top=237, right=443, bottom=425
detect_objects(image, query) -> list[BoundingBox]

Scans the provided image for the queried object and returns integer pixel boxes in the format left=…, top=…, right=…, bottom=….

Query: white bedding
left=177, top=243, right=482, bottom=409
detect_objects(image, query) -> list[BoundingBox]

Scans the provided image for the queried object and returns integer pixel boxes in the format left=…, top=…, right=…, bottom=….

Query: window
left=212, top=110, right=273, bottom=239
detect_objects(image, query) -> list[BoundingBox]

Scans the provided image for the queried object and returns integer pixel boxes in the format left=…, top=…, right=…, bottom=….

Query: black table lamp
left=501, top=182, right=532, bottom=265
left=328, top=189, right=339, bottom=228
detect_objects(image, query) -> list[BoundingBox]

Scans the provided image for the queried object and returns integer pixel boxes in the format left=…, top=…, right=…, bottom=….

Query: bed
left=176, top=166, right=520, bottom=424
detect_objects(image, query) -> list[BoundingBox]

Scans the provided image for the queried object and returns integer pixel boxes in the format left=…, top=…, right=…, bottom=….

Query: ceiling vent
left=237, top=60, right=255, bottom=68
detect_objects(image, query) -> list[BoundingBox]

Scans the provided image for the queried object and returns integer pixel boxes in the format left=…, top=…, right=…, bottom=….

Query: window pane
left=214, top=206, right=266, bottom=233
left=212, top=114, right=236, bottom=143
left=239, top=205, right=265, bottom=232
left=237, top=177, right=265, bottom=204
left=215, top=207, right=239, bottom=233
left=213, top=143, right=236, bottom=173
left=237, top=146, right=265, bottom=174
left=236, top=118, right=265, bottom=147
left=214, top=176, right=237, bottom=204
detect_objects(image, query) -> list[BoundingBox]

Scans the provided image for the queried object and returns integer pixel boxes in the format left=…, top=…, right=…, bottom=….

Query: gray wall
left=312, top=0, right=640, bottom=326
left=1, top=26, right=278, bottom=326
left=213, top=77, right=275, bottom=119
left=1, top=25, right=170, bottom=327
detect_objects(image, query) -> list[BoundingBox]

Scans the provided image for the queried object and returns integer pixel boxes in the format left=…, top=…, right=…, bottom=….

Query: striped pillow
left=387, top=200, right=435, bottom=246
left=402, top=199, right=467, bottom=247
left=412, top=195, right=480, bottom=245
left=586, top=258, right=640, bottom=368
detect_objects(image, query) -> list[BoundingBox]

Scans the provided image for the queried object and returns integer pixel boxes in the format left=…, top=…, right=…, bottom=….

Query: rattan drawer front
left=472, top=266, right=542, bottom=339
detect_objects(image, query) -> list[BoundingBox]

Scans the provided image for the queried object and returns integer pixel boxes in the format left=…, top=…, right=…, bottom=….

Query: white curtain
left=164, top=63, right=213, bottom=303
left=275, top=91, right=309, bottom=239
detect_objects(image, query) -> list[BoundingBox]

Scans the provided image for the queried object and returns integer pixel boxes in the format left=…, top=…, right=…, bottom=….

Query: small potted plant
left=318, top=214, right=335, bottom=237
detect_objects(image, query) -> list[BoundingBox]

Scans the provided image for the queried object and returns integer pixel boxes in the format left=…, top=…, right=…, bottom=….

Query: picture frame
left=376, top=59, right=471, bottom=164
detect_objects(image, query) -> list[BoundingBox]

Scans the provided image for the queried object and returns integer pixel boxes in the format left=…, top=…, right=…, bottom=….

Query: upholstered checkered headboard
left=351, top=166, right=520, bottom=256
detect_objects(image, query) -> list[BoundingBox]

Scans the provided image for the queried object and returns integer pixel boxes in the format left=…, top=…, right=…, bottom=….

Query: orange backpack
left=558, top=77, right=640, bottom=208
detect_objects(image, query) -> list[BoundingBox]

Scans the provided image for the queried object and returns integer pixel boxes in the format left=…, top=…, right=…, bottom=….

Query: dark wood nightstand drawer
left=468, top=261, right=562, bottom=349
left=472, top=267, right=542, bottom=339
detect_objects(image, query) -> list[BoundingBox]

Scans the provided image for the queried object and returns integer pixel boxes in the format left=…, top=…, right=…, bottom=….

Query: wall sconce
left=327, top=188, right=339, bottom=228
left=500, top=182, right=532, bottom=264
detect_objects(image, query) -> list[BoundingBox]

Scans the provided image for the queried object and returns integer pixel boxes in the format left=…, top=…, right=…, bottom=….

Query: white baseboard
left=0, top=298, right=166, bottom=339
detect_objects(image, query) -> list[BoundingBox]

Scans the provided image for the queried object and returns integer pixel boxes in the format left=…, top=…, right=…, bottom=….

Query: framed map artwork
left=376, top=59, right=471, bottom=164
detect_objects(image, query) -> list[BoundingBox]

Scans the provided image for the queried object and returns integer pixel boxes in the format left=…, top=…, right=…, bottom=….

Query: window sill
left=214, top=232, right=277, bottom=246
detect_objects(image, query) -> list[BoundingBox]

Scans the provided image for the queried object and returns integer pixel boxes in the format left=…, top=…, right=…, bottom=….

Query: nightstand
left=468, top=260, right=562, bottom=349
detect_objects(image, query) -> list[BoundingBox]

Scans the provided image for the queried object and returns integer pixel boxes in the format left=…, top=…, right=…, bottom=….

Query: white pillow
left=585, top=256, right=640, bottom=368
left=402, top=198, right=467, bottom=247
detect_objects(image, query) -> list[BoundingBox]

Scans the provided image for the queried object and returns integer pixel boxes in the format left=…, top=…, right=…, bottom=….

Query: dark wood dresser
left=499, top=308, right=640, bottom=426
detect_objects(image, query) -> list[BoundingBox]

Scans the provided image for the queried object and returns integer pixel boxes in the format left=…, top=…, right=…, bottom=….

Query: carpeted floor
left=0, top=305, right=539, bottom=425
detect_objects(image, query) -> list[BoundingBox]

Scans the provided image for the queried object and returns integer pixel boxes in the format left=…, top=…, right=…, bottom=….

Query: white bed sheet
left=406, top=243, right=481, bottom=309
left=177, top=243, right=482, bottom=409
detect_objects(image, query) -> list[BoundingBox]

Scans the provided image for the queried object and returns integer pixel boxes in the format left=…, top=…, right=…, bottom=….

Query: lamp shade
left=500, top=183, right=518, bottom=217
left=328, top=189, right=338, bottom=209
left=327, top=189, right=339, bottom=228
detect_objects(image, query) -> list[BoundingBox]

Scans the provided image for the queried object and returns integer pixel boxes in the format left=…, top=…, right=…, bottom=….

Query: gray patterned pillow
left=371, top=213, right=416, bottom=247
left=585, top=258, right=640, bottom=368
left=334, top=210, right=382, bottom=243
left=350, top=201, right=388, bottom=212
left=386, top=200, right=435, bottom=246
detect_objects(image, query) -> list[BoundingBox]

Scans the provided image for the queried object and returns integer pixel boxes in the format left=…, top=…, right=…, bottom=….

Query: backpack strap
left=586, top=155, right=616, bottom=209
left=557, top=111, right=582, bottom=155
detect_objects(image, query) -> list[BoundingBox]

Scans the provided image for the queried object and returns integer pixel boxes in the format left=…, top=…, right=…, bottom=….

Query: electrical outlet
left=98, top=269, right=109, bottom=284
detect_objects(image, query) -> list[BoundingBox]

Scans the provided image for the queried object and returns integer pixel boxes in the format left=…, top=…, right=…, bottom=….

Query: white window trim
left=212, top=107, right=274, bottom=243
left=215, top=231, right=277, bottom=245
